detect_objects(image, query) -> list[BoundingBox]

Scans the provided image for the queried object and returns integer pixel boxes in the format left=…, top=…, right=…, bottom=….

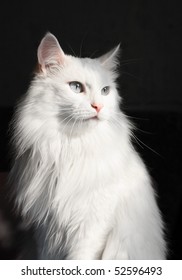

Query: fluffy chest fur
left=15, top=121, right=129, bottom=219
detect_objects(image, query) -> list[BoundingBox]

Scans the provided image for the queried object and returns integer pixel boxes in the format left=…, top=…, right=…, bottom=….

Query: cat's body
left=10, top=33, right=167, bottom=259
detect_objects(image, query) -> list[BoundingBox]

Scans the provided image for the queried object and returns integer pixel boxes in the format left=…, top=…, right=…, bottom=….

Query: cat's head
left=30, top=33, right=121, bottom=135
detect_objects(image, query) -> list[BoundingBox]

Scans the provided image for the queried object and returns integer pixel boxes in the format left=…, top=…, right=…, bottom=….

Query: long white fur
left=10, top=33, right=167, bottom=259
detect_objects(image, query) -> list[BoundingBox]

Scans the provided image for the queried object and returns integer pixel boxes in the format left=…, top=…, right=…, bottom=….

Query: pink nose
left=91, top=103, right=103, bottom=113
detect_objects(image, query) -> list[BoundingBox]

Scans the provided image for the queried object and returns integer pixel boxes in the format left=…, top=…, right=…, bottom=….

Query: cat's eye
left=101, top=86, right=110, bottom=96
left=69, top=81, right=84, bottom=93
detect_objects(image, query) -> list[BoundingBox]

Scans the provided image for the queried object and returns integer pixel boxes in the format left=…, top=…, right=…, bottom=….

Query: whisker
left=69, top=117, right=78, bottom=139
left=79, top=31, right=89, bottom=58
left=77, top=116, right=84, bottom=133
left=89, top=50, right=99, bottom=58
left=122, top=113, right=149, bottom=121
left=108, top=115, right=125, bottom=131
left=121, top=71, right=142, bottom=81
left=59, top=107, right=73, bottom=110
left=131, top=133, right=162, bottom=158
left=59, top=115, right=75, bottom=134
left=66, top=42, right=77, bottom=57
left=120, top=58, right=141, bottom=63
left=135, top=128, right=154, bottom=135
left=121, top=58, right=141, bottom=67
left=58, top=108, right=74, bottom=112
left=109, top=115, right=161, bottom=157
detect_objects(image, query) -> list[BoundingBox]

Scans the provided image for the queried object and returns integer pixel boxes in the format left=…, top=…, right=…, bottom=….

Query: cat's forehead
left=64, top=55, right=111, bottom=85
left=69, top=56, right=102, bottom=71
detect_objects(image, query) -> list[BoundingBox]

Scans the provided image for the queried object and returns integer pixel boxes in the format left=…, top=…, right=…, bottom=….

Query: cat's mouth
left=89, top=114, right=100, bottom=121
left=82, top=115, right=99, bottom=122
left=91, top=116, right=98, bottom=120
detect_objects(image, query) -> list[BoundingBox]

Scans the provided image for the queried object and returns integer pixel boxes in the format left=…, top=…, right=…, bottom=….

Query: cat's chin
left=80, top=115, right=101, bottom=130
left=81, top=115, right=99, bottom=122
left=88, top=116, right=99, bottom=121
left=85, top=115, right=103, bottom=124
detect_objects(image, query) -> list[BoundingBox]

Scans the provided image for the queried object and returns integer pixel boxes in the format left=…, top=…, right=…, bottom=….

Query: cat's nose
left=91, top=103, right=103, bottom=113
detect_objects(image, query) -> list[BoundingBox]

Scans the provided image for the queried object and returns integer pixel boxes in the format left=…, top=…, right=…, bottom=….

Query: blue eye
left=69, top=81, right=84, bottom=93
left=101, top=86, right=110, bottom=96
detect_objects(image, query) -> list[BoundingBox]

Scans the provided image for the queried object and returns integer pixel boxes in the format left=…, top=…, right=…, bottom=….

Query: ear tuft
left=98, top=44, right=120, bottom=71
left=37, top=32, right=65, bottom=72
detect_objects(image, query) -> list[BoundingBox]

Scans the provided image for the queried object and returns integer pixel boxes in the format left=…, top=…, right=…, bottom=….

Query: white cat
left=10, top=33, right=167, bottom=259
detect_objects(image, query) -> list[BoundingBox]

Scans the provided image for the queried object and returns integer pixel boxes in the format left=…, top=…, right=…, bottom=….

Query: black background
left=0, top=0, right=182, bottom=259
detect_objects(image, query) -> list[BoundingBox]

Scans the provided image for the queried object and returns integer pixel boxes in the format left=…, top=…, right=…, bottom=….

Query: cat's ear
left=37, top=32, right=65, bottom=72
left=98, top=44, right=120, bottom=71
